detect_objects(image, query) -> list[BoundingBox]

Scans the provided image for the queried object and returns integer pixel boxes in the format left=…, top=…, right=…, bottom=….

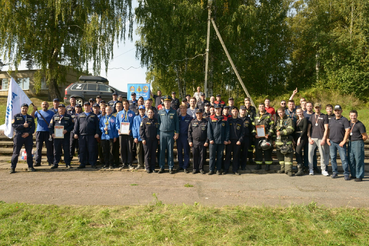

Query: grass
left=184, top=183, right=194, bottom=187
left=0, top=201, right=368, bottom=245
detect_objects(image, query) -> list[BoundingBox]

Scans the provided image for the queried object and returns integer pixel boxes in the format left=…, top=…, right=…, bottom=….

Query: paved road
left=0, top=167, right=368, bottom=207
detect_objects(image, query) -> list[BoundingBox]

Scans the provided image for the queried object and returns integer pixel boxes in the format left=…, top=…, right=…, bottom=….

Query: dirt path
left=1, top=167, right=368, bottom=207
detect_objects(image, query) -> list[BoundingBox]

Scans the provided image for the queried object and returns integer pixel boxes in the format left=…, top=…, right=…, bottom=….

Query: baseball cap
left=205, top=102, right=210, bottom=106
left=84, top=102, right=90, bottom=106
left=334, top=105, right=342, bottom=110
left=195, top=109, right=203, bottom=114
left=240, top=105, right=246, bottom=110
left=21, top=103, right=29, bottom=107
left=100, top=100, right=106, bottom=104
left=93, top=103, right=100, bottom=107
left=58, top=104, right=65, bottom=108
left=138, top=105, right=145, bottom=110
left=112, top=92, right=118, bottom=96
left=96, top=95, right=101, bottom=98
left=214, top=104, right=221, bottom=109
left=70, top=96, right=76, bottom=99
left=53, top=98, right=60, bottom=102
left=75, top=104, right=82, bottom=108
left=131, top=92, right=136, bottom=96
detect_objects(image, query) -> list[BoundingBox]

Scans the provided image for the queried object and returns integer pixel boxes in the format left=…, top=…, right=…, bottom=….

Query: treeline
left=135, top=0, right=369, bottom=100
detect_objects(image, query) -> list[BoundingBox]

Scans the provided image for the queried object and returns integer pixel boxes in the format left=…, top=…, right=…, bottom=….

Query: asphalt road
left=0, top=166, right=368, bottom=207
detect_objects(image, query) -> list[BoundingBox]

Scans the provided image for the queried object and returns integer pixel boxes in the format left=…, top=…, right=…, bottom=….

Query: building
left=0, top=69, right=89, bottom=98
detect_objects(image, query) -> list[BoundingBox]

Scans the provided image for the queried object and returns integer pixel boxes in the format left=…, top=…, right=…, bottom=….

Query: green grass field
left=0, top=200, right=368, bottom=245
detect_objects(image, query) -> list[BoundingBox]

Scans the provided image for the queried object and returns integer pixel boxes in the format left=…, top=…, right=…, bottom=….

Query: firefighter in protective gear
left=253, top=103, right=274, bottom=171
left=275, top=108, right=295, bottom=176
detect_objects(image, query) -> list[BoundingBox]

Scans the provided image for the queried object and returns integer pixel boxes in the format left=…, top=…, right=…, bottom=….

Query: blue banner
left=127, top=83, right=151, bottom=101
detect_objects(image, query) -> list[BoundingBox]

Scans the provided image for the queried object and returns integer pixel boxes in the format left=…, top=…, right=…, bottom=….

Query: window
left=71, top=84, right=84, bottom=90
left=16, top=77, right=29, bottom=90
left=86, top=84, right=96, bottom=91
left=0, top=78, right=9, bottom=91
left=98, top=84, right=110, bottom=92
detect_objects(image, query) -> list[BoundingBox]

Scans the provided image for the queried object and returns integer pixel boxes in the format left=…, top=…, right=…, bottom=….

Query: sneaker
left=9, top=168, right=15, bottom=174
left=158, top=168, right=164, bottom=173
left=344, top=174, right=350, bottom=181
left=322, top=170, right=329, bottom=177
left=28, top=167, right=36, bottom=172
left=234, top=171, right=240, bottom=175
left=208, top=170, right=214, bottom=175
left=50, top=165, right=58, bottom=169
left=200, top=170, right=205, bottom=174
left=128, top=165, right=134, bottom=170
left=66, top=165, right=72, bottom=169
left=309, top=169, right=314, bottom=176
left=331, top=173, right=338, bottom=179
left=355, top=178, right=362, bottom=182
left=216, top=171, right=222, bottom=175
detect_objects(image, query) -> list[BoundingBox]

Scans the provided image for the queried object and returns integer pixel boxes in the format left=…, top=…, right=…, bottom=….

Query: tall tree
left=0, top=0, right=133, bottom=98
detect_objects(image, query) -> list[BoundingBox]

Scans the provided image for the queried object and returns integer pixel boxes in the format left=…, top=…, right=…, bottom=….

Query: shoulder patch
left=80, top=115, right=86, bottom=118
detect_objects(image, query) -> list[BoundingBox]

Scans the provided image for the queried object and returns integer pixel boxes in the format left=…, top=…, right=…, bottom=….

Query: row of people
left=10, top=91, right=367, bottom=182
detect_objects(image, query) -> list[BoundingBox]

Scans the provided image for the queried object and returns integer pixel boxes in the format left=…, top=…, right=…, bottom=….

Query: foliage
left=0, top=0, right=133, bottom=98
left=1, top=202, right=369, bottom=245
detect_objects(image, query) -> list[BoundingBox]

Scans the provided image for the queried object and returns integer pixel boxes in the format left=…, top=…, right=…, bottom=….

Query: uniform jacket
left=99, top=114, right=118, bottom=140
left=275, top=115, right=295, bottom=140
left=139, top=117, right=160, bottom=141
left=129, top=100, right=138, bottom=115
left=171, top=98, right=180, bottom=110
left=73, top=112, right=100, bottom=136
left=252, top=112, right=274, bottom=138
left=228, top=117, right=245, bottom=142
left=178, top=114, right=193, bottom=137
left=115, top=109, right=135, bottom=136
left=12, top=113, right=35, bottom=135
left=157, top=108, right=179, bottom=134
left=49, top=113, right=74, bottom=135
left=66, top=105, right=76, bottom=115
left=207, top=114, right=230, bottom=144
left=188, top=118, right=209, bottom=143
left=239, top=116, right=253, bottom=139
left=108, top=100, right=118, bottom=113
left=245, top=106, right=256, bottom=121
left=133, top=115, right=147, bottom=141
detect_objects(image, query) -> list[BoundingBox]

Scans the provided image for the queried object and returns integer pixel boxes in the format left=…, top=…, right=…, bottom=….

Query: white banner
left=4, top=77, right=32, bottom=138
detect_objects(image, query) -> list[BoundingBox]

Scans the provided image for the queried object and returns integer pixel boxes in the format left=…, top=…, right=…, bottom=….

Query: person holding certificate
left=253, top=103, right=274, bottom=172
left=115, top=100, right=135, bottom=170
left=49, top=104, right=74, bottom=169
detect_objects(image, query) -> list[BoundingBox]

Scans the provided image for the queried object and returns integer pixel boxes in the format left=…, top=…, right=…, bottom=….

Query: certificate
left=54, top=125, right=64, bottom=139
left=256, top=125, right=265, bottom=138
left=120, top=122, right=130, bottom=135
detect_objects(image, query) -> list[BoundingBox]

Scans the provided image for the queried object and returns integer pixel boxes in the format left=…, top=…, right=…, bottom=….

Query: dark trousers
left=192, top=141, right=206, bottom=171
left=144, top=138, right=158, bottom=170
left=53, top=135, right=70, bottom=166
left=239, top=138, right=250, bottom=169
left=70, top=133, right=79, bottom=160
left=79, top=135, right=98, bottom=167
left=295, top=136, right=307, bottom=165
left=35, top=131, right=53, bottom=164
left=225, top=140, right=241, bottom=172
left=101, top=139, right=114, bottom=167
left=255, top=138, right=272, bottom=165
left=159, top=131, right=174, bottom=169
left=136, top=141, right=144, bottom=166
left=113, top=140, right=120, bottom=165
left=209, top=143, right=224, bottom=171
left=119, top=135, right=133, bottom=165
left=98, top=142, right=104, bottom=164
left=177, top=135, right=190, bottom=169
left=11, top=134, right=34, bottom=169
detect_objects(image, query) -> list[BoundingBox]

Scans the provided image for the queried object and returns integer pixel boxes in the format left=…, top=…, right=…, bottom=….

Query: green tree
left=0, top=0, right=133, bottom=98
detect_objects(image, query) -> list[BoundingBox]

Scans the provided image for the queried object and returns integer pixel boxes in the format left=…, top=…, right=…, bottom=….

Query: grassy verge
left=1, top=200, right=368, bottom=245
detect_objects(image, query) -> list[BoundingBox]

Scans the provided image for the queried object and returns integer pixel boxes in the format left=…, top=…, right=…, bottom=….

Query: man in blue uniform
left=73, top=102, right=100, bottom=168
left=10, top=103, right=36, bottom=173
left=31, top=101, right=54, bottom=166
left=177, top=104, right=193, bottom=173
left=116, top=100, right=136, bottom=169
left=70, top=103, right=82, bottom=161
left=157, top=95, right=179, bottom=174
left=99, top=105, right=118, bottom=169
left=108, top=92, right=119, bottom=114
left=129, top=92, right=138, bottom=115
left=207, top=104, right=230, bottom=175
left=49, top=104, right=73, bottom=169
left=66, top=96, right=77, bottom=115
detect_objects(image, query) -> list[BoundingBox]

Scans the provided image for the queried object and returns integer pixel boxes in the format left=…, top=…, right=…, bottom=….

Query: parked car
left=63, top=76, right=127, bottom=105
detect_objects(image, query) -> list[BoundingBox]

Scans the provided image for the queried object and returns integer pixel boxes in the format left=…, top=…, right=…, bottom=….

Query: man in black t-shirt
left=327, top=105, right=350, bottom=179
left=348, top=110, right=368, bottom=182
left=307, top=103, right=329, bottom=176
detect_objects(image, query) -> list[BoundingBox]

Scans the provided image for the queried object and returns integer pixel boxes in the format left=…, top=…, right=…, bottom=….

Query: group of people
left=9, top=87, right=367, bottom=181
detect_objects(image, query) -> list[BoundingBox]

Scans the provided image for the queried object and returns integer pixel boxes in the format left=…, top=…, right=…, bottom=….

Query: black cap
left=75, top=104, right=82, bottom=108
left=163, top=95, right=172, bottom=101
left=200, top=92, right=205, bottom=96
left=228, top=97, right=234, bottom=100
left=224, top=106, right=230, bottom=109
left=216, top=94, right=221, bottom=97
left=93, top=103, right=100, bottom=107
left=53, top=98, right=60, bottom=102
left=70, top=96, right=76, bottom=99
left=21, top=103, right=29, bottom=108
left=58, top=104, right=65, bottom=108
left=112, top=92, right=118, bottom=96
left=131, top=92, right=136, bottom=96
left=172, top=91, right=176, bottom=94
left=334, top=105, right=342, bottom=110
left=214, top=104, right=221, bottom=109
left=89, top=98, right=95, bottom=102
left=96, top=95, right=101, bottom=98
left=84, top=102, right=90, bottom=106
left=195, top=109, right=203, bottom=114
left=205, top=102, right=210, bottom=106
left=100, top=100, right=106, bottom=104
left=240, top=105, right=246, bottom=110
left=118, top=94, right=123, bottom=98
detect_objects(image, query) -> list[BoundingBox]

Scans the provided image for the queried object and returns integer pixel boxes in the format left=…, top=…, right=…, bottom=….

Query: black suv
left=63, top=76, right=127, bottom=105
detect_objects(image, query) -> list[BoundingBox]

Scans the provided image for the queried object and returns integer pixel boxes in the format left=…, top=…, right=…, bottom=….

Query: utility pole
left=204, top=0, right=212, bottom=98
left=210, top=18, right=255, bottom=107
